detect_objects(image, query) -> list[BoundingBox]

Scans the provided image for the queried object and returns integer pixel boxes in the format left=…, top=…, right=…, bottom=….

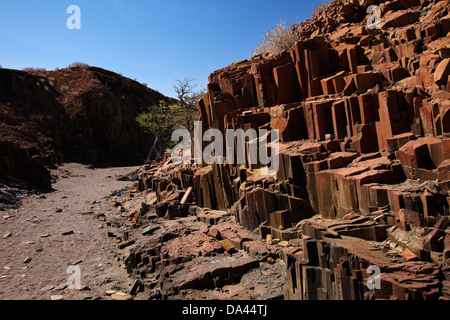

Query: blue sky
left=0, top=0, right=323, bottom=98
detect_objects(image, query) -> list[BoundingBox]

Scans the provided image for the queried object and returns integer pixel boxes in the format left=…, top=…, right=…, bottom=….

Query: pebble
left=75, top=285, right=90, bottom=291
left=110, top=292, right=133, bottom=301
left=386, top=250, right=399, bottom=257
left=55, top=283, right=67, bottom=291
left=80, top=211, right=94, bottom=216
left=3, top=232, right=12, bottom=238
left=41, top=285, right=55, bottom=292
left=72, top=260, right=83, bottom=266
left=50, top=295, right=64, bottom=301
left=23, top=257, right=32, bottom=264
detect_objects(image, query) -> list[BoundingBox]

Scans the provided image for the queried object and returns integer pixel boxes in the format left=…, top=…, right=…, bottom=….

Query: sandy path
left=0, top=163, right=140, bottom=300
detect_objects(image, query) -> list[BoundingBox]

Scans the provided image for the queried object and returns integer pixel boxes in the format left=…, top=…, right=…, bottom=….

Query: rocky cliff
left=0, top=66, right=175, bottom=187
left=135, top=0, right=450, bottom=300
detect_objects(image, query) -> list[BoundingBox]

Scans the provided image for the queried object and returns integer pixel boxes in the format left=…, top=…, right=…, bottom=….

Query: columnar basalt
left=136, top=0, right=450, bottom=300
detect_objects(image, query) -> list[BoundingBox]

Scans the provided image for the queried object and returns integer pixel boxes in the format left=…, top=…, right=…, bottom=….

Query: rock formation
left=0, top=66, right=175, bottom=187
left=135, top=0, right=450, bottom=300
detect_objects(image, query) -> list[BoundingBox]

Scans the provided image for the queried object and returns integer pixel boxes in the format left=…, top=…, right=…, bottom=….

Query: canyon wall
left=0, top=66, right=174, bottom=187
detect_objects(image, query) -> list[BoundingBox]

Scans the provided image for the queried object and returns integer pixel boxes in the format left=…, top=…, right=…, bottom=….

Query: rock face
left=137, top=0, right=450, bottom=300
left=0, top=66, right=174, bottom=187
left=0, top=141, right=52, bottom=189
left=118, top=213, right=282, bottom=299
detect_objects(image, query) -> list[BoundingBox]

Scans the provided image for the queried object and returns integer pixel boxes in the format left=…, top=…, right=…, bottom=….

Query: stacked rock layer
left=138, top=0, right=450, bottom=300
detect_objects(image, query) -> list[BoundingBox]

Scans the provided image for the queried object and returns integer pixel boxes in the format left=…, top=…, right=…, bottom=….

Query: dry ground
left=0, top=163, right=140, bottom=300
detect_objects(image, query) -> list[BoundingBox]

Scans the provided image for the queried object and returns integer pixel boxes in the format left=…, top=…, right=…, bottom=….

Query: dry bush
left=68, top=62, right=90, bottom=68
left=0, top=64, right=2, bottom=69
left=252, top=20, right=300, bottom=57
left=22, top=67, right=47, bottom=73
left=312, top=1, right=330, bottom=17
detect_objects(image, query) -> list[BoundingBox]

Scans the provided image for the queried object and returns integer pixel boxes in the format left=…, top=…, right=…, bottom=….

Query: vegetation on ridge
left=251, top=20, right=299, bottom=57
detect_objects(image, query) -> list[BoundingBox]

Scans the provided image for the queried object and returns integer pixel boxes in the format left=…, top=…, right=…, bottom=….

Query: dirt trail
left=0, top=163, right=140, bottom=300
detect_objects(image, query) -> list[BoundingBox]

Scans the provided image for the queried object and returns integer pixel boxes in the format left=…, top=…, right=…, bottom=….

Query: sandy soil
left=0, top=163, right=140, bottom=300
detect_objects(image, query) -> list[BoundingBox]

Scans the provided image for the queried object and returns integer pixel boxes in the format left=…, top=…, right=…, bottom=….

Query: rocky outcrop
left=0, top=141, right=51, bottom=189
left=136, top=0, right=450, bottom=300
left=107, top=195, right=284, bottom=300
left=45, top=67, right=175, bottom=165
left=0, top=66, right=174, bottom=187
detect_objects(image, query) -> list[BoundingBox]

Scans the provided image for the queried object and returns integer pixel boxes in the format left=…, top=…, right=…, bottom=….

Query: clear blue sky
left=0, top=0, right=323, bottom=98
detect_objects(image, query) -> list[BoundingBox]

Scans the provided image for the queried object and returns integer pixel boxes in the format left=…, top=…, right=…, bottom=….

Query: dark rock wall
left=0, top=66, right=175, bottom=186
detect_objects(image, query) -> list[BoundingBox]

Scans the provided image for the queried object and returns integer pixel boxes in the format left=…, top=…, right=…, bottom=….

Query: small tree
left=137, top=80, right=205, bottom=162
left=173, top=78, right=205, bottom=134
left=137, top=100, right=185, bottom=161
left=252, top=20, right=300, bottom=57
